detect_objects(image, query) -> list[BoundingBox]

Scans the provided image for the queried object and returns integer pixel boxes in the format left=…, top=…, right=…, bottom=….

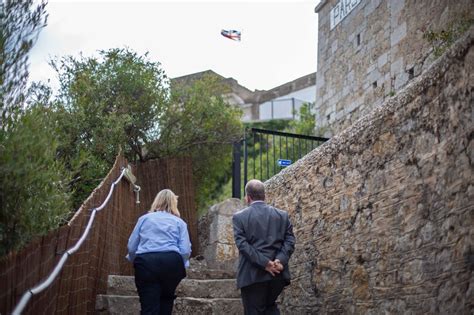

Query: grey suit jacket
left=232, top=201, right=295, bottom=289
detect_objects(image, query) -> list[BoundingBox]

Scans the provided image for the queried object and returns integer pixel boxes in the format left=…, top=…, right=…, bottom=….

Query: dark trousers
left=133, top=251, right=186, bottom=315
left=240, top=277, right=286, bottom=315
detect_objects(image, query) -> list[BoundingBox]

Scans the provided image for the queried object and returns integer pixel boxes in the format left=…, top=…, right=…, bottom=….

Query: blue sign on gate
left=277, top=159, right=292, bottom=167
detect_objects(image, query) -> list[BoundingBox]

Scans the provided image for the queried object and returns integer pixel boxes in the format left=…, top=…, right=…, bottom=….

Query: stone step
left=185, top=258, right=236, bottom=279
left=177, top=279, right=240, bottom=299
left=96, top=295, right=243, bottom=315
left=107, top=275, right=239, bottom=299
left=186, top=267, right=236, bottom=280
left=174, top=297, right=243, bottom=314
left=107, top=276, right=136, bottom=296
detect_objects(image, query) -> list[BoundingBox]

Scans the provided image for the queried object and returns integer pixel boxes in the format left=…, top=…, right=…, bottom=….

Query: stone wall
left=198, top=198, right=244, bottom=270
left=314, top=0, right=473, bottom=136
left=265, top=28, right=473, bottom=314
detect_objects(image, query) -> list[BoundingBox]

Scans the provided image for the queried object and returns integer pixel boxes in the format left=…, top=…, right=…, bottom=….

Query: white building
left=258, top=79, right=316, bottom=121
left=172, top=70, right=316, bottom=122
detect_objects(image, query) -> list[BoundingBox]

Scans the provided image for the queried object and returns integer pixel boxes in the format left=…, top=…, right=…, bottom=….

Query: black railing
left=232, top=128, right=329, bottom=198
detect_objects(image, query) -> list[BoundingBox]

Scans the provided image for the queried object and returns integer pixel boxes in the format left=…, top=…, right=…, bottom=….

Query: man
left=232, top=179, right=296, bottom=315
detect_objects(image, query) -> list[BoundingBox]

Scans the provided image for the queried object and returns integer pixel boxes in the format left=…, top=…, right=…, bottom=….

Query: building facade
left=173, top=70, right=316, bottom=122
left=172, top=70, right=256, bottom=121
left=314, top=0, right=473, bottom=136
left=258, top=72, right=316, bottom=121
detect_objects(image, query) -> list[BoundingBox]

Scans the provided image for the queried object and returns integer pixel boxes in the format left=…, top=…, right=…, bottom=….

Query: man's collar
left=250, top=200, right=265, bottom=205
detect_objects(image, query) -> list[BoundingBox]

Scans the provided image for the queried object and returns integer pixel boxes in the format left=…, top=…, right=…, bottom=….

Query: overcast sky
left=29, top=0, right=319, bottom=91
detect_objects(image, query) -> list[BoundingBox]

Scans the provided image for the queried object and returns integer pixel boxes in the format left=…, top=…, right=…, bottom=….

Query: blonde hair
left=150, top=189, right=180, bottom=217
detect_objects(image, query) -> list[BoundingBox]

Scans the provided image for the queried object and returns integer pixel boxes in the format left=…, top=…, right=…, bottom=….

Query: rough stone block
left=390, top=22, right=407, bottom=46
left=390, top=57, right=404, bottom=76
left=367, top=69, right=382, bottom=84
left=378, top=52, right=388, bottom=68
left=174, top=297, right=243, bottom=315
left=176, top=279, right=240, bottom=299
left=390, top=0, right=405, bottom=15
left=107, top=276, right=137, bottom=296
left=96, top=295, right=243, bottom=315
left=331, top=39, right=338, bottom=54
left=96, top=295, right=139, bottom=315
left=394, top=71, right=409, bottom=90
left=198, top=198, right=243, bottom=271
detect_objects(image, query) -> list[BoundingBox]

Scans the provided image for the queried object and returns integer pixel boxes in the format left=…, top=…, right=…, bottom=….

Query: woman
left=127, top=189, right=192, bottom=315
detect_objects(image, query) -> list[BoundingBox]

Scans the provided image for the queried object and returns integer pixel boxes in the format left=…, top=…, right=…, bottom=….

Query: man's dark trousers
left=133, top=251, right=186, bottom=315
left=240, top=276, right=286, bottom=315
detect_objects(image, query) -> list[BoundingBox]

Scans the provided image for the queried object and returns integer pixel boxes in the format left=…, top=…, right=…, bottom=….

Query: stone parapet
left=266, top=27, right=474, bottom=314
left=198, top=198, right=244, bottom=271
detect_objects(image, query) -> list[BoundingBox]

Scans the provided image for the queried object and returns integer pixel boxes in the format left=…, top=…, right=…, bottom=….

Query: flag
left=221, top=29, right=241, bottom=41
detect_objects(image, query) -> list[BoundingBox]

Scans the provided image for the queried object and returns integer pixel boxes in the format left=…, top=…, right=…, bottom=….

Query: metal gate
left=232, top=128, right=329, bottom=198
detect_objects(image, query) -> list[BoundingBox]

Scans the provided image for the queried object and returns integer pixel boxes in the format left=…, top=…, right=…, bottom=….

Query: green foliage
left=247, top=102, right=324, bottom=181
left=205, top=177, right=232, bottom=214
left=50, top=51, right=242, bottom=211
left=53, top=48, right=168, bottom=162
left=0, top=0, right=48, bottom=129
left=0, top=0, right=71, bottom=256
left=51, top=48, right=169, bottom=209
left=423, top=15, right=474, bottom=57
left=289, top=102, right=316, bottom=135
left=245, top=134, right=319, bottom=184
left=0, top=107, right=71, bottom=256
left=148, top=74, right=243, bottom=210
left=244, top=118, right=291, bottom=132
left=210, top=102, right=325, bottom=205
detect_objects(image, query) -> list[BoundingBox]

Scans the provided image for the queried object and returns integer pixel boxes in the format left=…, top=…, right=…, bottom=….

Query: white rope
left=12, top=167, right=140, bottom=315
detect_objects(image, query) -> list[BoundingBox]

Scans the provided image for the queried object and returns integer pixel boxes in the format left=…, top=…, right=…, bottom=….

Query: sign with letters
left=330, top=0, right=362, bottom=30
left=277, top=159, right=292, bottom=167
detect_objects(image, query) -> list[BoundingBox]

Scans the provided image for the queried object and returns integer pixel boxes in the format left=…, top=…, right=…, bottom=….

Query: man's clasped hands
left=265, top=259, right=284, bottom=276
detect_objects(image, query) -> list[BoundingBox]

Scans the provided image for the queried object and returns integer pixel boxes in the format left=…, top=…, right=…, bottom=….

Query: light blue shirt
left=126, top=211, right=192, bottom=267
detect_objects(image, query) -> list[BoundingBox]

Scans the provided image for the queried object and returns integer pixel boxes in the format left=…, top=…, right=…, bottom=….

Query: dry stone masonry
left=266, top=27, right=474, bottom=314
left=198, top=198, right=243, bottom=271
left=314, top=0, right=473, bottom=136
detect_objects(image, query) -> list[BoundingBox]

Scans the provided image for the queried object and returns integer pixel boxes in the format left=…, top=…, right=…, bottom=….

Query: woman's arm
left=178, top=221, right=192, bottom=267
left=126, top=216, right=145, bottom=262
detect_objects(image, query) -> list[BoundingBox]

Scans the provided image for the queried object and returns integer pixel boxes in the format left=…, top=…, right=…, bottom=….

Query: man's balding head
left=245, top=179, right=265, bottom=201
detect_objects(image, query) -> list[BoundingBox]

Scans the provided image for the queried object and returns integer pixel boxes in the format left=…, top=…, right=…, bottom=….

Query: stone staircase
left=95, top=261, right=243, bottom=314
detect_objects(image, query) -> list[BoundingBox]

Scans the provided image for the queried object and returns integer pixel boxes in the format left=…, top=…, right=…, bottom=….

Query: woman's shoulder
left=168, top=214, right=187, bottom=228
left=175, top=215, right=187, bottom=225
left=138, top=211, right=161, bottom=222
left=140, top=212, right=155, bottom=219
left=156, top=211, right=187, bottom=224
